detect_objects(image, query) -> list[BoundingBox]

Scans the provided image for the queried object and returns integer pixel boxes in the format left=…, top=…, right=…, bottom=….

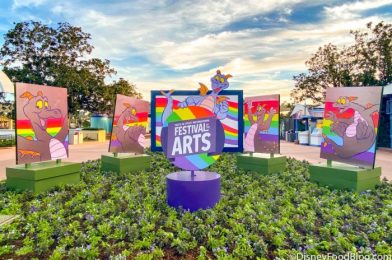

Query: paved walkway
left=280, top=141, right=391, bottom=181
left=0, top=140, right=391, bottom=181
left=0, top=141, right=113, bottom=180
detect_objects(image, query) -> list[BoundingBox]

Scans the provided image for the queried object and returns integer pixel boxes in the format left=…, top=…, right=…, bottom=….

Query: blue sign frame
left=151, top=90, right=243, bottom=153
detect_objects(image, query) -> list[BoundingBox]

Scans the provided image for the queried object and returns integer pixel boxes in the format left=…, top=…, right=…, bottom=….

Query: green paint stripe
left=225, top=131, right=238, bottom=138
left=200, top=153, right=216, bottom=164
left=167, top=113, right=182, bottom=123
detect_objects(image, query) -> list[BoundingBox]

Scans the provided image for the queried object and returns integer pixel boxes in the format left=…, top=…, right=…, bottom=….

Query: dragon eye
left=215, top=76, right=220, bottom=81
left=341, top=98, right=346, bottom=105
left=36, top=100, right=43, bottom=109
left=131, top=108, right=136, bottom=115
left=337, top=98, right=341, bottom=104
left=219, top=78, right=224, bottom=83
left=44, top=101, right=49, bottom=108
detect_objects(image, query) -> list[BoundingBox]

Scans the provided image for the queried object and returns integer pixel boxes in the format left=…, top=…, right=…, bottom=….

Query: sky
left=0, top=0, right=391, bottom=102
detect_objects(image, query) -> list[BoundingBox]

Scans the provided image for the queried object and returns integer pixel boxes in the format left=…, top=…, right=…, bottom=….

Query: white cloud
left=47, top=0, right=314, bottom=61
left=324, top=0, right=392, bottom=20
left=12, top=0, right=46, bottom=9
left=131, top=13, right=391, bottom=100
left=120, top=56, right=302, bottom=100
left=134, top=77, right=294, bottom=102
left=4, top=0, right=392, bottom=102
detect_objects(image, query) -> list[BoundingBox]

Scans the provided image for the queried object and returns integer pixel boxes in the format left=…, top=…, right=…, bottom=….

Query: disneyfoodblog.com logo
left=296, top=253, right=391, bottom=260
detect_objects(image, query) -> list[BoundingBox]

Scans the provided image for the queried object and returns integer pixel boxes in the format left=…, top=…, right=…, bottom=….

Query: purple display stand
left=166, top=171, right=221, bottom=212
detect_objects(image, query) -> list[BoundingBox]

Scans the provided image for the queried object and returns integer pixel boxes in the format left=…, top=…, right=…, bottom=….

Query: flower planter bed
left=0, top=152, right=390, bottom=258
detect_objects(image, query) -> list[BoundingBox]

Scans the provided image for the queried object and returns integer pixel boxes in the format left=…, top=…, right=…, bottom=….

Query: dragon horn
left=20, top=91, right=34, bottom=100
left=123, top=103, right=131, bottom=108
left=37, top=90, right=43, bottom=97
left=348, top=96, right=357, bottom=102
left=225, top=74, right=233, bottom=79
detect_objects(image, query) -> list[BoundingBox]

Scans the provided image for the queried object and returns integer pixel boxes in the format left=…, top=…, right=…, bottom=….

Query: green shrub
left=81, top=127, right=104, bottom=131
left=0, top=152, right=390, bottom=258
left=0, top=138, right=15, bottom=147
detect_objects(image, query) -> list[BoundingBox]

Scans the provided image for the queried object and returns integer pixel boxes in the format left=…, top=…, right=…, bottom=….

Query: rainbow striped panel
left=16, top=118, right=63, bottom=139
left=154, top=95, right=240, bottom=149
left=320, top=87, right=383, bottom=168
left=243, top=97, right=280, bottom=153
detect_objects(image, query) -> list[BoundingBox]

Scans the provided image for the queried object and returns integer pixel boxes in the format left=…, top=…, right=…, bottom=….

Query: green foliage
left=81, top=127, right=105, bottom=131
left=0, top=152, right=391, bottom=259
left=0, top=138, right=15, bottom=147
left=0, top=21, right=141, bottom=115
left=292, top=21, right=392, bottom=103
left=0, top=94, right=13, bottom=119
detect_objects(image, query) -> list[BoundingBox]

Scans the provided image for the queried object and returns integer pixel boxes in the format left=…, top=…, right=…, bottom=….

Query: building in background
left=281, top=104, right=324, bottom=146
left=0, top=71, right=15, bottom=140
left=379, top=84, right=392, bottom=149
left=0, top=71, right=13, bottom=94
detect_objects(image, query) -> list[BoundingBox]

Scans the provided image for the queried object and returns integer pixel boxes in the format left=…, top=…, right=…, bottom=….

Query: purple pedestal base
left=166, top=171, right=221, bottom=212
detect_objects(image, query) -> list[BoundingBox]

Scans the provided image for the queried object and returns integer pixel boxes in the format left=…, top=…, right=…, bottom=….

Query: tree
left=0, top=93, right=13, bottom=118
left=109, top=78, right=142, bottom=99
left=291, top=44, right=352, bottom=104
left=1, top=21, right=94, bottom=84
left=291, top=21, right=392, bottom=103
left=0, top=21, right=141, bottom=114
left=76, top=78, right=143, bottom=116
left=351, top=22, right=392, bottom=86
left=279, top=100, right=295, bottom=120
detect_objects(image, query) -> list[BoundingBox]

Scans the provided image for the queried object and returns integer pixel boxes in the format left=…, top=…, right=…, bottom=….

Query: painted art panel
left=151, top=90, right=243, bottom=153
left=320, top=87, right=383, bottom=168
left=109, top=94, right=149, bottom=154
left=243, top=94, right=280, bottom=154
left=16, top=83, right=69, bottom=164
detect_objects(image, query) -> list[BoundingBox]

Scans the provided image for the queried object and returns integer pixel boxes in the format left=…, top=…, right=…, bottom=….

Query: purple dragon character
left=161, top=70, right=232, bottom=126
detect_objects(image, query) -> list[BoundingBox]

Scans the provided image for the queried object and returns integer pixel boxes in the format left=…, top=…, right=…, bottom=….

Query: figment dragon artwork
left=151, top=70, right=243, bottom=170
left=109, top=94, right=149, bottom=154
left=321, top=87, right=383, bottom=168
left=243, top=95, right=280, bottom=154
left=16, top=83, right=69, bottom=164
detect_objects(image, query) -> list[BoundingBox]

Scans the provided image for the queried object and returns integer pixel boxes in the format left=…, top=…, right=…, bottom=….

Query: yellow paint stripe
left=244, top=114, right=279, bottom=121
left=125, top=122, right=148, bottom=127
left=17, top=127, right=61, bottom=135
left=176, top=109, right=196, bottom=120
left=17, top=129, right=34, bottom=135
left=322, top=119, right=333, bottom=127
left=229, top=107, right=238, bottom=113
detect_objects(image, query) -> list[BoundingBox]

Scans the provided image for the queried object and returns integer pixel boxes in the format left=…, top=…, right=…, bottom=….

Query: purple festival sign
left=157, top=71, right=237, bottom=170
left=167, top=118, right=219, bottom=159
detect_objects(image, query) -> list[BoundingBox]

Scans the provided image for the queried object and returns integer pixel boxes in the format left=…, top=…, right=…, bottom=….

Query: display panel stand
left=309, top=160, right=381, bottom=192
left=101, top=153, right=151, bottom=173
left=6, top=160, right=80, bottom=193
left=166, top=171, right=220, bottom=212
left=237, top=152, right=286, bottom=174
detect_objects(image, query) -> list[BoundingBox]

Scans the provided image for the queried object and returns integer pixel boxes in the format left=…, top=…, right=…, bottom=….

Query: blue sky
left=0, top=0, right=391, bottom=101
